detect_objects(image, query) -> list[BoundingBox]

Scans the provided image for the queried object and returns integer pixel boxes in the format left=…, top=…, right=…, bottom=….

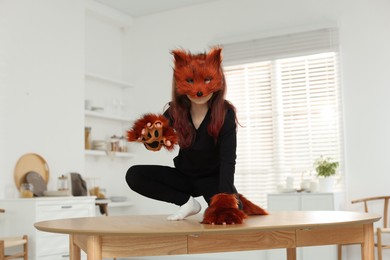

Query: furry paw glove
left=202, top=193, right=269, bottom=225
left=127, top=113, right=178, bottom=151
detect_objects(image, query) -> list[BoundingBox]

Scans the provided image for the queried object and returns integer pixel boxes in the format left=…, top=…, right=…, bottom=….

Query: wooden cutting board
left=14, top=153, right=50, bottom=190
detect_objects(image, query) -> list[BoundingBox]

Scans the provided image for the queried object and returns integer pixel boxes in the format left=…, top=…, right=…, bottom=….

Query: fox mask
left=172, top=48, right=224, bottom=99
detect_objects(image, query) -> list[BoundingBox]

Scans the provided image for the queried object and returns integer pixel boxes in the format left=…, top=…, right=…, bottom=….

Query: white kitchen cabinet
left=0, top=197, right=95, bottom=260
left=267, top=192, right=345, bottom=260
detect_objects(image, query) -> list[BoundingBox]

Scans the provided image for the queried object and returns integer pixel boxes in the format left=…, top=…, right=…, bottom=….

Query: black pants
left=126, top=165, right=222, bottom=206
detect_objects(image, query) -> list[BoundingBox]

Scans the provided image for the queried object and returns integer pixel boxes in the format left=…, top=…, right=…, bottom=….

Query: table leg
left=87, top=235, right=102, bottom=260
left=361, top=223, right=375, bottom=260
left=287, top=248, right=296, bottom=260
left=70, top=235, right=81, bottom=260
left=0, top=240, right=5, bottom=260
left=338, top=244, right=343, bottom=260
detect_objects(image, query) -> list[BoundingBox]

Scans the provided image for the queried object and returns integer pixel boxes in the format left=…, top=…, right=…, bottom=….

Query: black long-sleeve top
left=164, top=107, right=237, bottom=194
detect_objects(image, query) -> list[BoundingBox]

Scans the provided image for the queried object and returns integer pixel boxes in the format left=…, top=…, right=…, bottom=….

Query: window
left=223, top=28, right=344, bottom=207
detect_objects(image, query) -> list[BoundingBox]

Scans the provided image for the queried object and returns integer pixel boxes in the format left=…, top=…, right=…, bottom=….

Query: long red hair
left=168, top=48, right=237, bottom=148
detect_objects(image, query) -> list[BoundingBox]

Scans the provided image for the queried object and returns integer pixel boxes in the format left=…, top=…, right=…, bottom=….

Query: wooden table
left=34, top=211, right=380, bottom=260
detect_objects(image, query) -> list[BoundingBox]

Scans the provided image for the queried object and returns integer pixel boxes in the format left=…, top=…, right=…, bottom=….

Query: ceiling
left=94, top=0, right=216, bottom=17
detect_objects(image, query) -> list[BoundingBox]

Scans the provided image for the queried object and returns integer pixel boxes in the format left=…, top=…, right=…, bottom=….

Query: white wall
left=0, top=0, right=85, bottom=195
left=339, top=0, right=390, bottom=199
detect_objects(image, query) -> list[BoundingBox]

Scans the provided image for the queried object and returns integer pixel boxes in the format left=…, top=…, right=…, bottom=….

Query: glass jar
left=57, top=175, right=69, bottom=191
left=110, top=135, right=120, bottom=152
left=119, top=136, right=127, bottom=152
left=85, top=127, right=91, bottom=150
left=20, top=183, right=34, bottom=198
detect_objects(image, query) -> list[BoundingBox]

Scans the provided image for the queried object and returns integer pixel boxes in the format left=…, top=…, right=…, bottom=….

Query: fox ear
left=207, top=47, right=222, bottom=65
left=171, top=49, right=188, bottom=67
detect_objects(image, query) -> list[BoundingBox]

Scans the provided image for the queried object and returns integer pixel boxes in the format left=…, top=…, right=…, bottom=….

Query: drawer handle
left=62, top=254, right=70, bottom=258
left=61, top=205, right=72, bottom=209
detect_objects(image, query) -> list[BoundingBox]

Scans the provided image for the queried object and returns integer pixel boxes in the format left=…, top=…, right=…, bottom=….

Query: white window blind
left=223, top=28, right=344, bottom=207
left=222, top=28, right=339, bottom=66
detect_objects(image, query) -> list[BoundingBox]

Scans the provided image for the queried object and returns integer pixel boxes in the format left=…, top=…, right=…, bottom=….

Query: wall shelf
left=108, top=201, right=134, bottom=208
left=85, top=73, right=134, bottom=89
left=85, top=110, right=133, bottom=122
left=85, top=150, right=134, bottom=158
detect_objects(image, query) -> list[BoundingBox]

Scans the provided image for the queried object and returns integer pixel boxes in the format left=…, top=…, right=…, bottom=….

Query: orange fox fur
left=202, top=193, right=269, bottom=225
left=172, top=48, right=223, bottom=98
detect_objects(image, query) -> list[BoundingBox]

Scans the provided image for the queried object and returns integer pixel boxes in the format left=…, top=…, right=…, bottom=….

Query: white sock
left=167, top=196, right=201, bottom=221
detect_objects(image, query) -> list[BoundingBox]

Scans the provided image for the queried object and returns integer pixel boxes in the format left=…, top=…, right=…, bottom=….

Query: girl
left=126, top=48, right=266, bottom=223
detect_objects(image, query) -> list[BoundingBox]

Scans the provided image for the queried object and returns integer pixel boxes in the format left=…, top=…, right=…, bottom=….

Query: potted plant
left=314, top=156, right=339, bottom=192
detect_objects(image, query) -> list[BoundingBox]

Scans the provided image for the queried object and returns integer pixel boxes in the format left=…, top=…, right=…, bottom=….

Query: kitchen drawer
left=36, top=232, right=68, bottom=256
left=38, top=253, right=87, bottom=260
left=36, top=203, right=94, bottom=221
left=38, top=253, right=70, bottom=260
left=267, top=194, right=300, bottom=210
left=301, top=194, right=334, bottom=210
